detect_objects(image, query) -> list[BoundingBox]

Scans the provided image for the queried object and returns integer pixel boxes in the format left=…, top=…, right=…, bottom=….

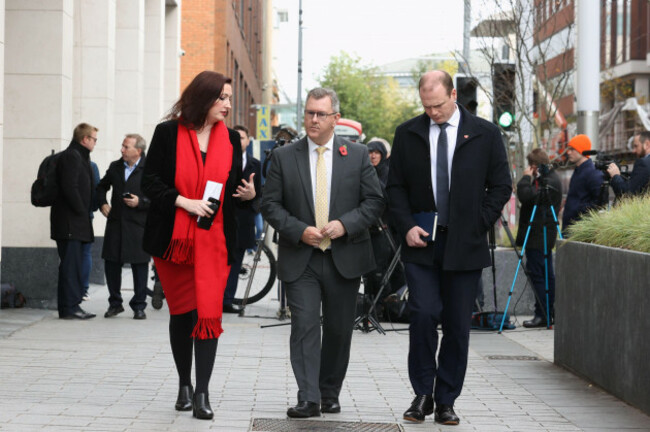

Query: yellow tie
left=315, top=146, right=330, bottom=251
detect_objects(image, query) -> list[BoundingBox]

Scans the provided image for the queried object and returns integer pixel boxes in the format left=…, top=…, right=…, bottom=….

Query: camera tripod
left=353, top=219, right=406, bottom=334
left=499, top=177, right=563, bottom=333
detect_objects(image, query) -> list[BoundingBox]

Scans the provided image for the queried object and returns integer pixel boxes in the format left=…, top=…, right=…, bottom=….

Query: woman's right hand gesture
left=175, top=196, right=214, bottom=217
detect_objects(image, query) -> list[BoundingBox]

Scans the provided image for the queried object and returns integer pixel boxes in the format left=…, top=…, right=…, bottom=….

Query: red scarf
left=165, top=121, right=233, bottom=339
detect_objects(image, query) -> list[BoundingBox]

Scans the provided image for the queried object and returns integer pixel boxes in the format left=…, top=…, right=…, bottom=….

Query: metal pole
left=576, top=0, right=600, bottom=149
left=296, top=0, right=303, bottom=128
left=462, top=0, right=471, bottom=74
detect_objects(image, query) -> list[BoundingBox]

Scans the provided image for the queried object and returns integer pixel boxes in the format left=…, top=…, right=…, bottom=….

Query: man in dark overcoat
left=222, top=125, right=262, bottom=313
left=387, top=70, right=511, bottom=425
left=51, top=123, right=99, bottom=320
left=97, top=134, right=151, bottom=320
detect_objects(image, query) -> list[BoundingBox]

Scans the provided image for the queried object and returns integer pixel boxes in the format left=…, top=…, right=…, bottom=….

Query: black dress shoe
left=222, top=304, right=241, bottom=314
left=435, top=404, right=459, bottom=425
left=192, top=392, right=213, bottom=420
left=175, top=385, right=193, bottom=411
left=62, top=309, right=96, bottom=320
left=287, top=401, right=320, bottom=418
left=403, top=395, right=433, bottom=423
left=523, top=316, right=547, bottom=328
left=104, top=305, right=124, bottom=318
left=133, top=310, right=147, bottom=320
left=320, top=398, right=341, bottom=413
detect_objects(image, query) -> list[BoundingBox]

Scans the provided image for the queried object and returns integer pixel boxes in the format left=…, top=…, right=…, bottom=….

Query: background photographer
left=562, top=134, right=604, bottom=237
left=516, top=149, right=562, bottom=328
left=607, top=131, right=650, bottom=197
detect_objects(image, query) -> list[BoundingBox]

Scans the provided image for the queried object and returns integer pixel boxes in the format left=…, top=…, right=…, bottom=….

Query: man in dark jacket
left=51, top=123, right=98, bottom=320
left=387, top=70, right=511, bottom=425
left=561, top=134, right=604, bottom=236
left=222, top=125, right=262, bottom=313
left=97, top=134, right=151, bottom=320
left=515, top=149, right=562, bottom=328
left=607, top=131, right=650, bottom=197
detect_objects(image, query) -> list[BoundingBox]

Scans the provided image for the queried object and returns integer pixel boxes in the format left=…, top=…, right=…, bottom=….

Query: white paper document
left=202, top=180, right=223, bottom=201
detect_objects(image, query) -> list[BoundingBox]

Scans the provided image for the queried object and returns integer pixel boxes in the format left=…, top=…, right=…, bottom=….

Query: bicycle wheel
left=232, top=244, right=277, bottom=305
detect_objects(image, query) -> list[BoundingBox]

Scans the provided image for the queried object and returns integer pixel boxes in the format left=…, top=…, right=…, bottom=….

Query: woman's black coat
left=96, top=157, right=151, bottom=263
left=141, top=120, right=243, bottom=265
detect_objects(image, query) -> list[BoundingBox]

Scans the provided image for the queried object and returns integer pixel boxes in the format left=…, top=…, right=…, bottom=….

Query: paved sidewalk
left=1, top=277, right=649, bottom=432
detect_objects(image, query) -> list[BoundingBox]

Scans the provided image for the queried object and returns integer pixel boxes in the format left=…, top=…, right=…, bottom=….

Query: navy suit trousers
left=223, top=247, right=246, bottom=306
left=56, top=240, right=85, bottom=317
left=404, top=231, right=481, bottom=405
left=525, top=248, right=555, bottom=320
left=105, top=260, right=149, bottom=311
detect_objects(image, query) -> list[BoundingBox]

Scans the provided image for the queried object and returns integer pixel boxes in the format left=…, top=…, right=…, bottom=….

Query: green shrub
left=567, top=195, right=650, bottom=253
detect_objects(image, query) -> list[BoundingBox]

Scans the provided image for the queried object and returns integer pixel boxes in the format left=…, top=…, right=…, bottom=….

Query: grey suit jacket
left=261, top=135, right=385, bottom=283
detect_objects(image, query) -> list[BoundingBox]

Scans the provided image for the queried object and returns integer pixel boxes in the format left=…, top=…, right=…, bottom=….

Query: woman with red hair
left=142, top=71, right=256, bottom=420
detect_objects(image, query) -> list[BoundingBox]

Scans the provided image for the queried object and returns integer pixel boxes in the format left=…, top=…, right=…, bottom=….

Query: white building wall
left=163, top=2, right=181, bottom=120
left=4, top=0, right=73, bottom=248
left=73, top=0, right=116, bottom=174
left=115, top=0, right=145, bottom=141
left=143, top=0, right=165, bottom=141
left=0, top=0, right=4, bottom=264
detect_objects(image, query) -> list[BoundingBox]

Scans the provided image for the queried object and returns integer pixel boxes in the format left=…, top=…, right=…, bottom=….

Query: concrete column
left=163, top=1, right=181, bottom=116
left=3, top=0, right=74, bottom=306
left=73, top=0, right=116, bottom=169
left=576, top=0, right=601, bottom=149
left=0, top=0, right=4, bottom=279
left=115, top=0, right=145, bottom=140
left=143, top=0, right=165, bottom=141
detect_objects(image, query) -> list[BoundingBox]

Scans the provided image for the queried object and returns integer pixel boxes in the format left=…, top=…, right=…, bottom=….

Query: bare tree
left=455, top=0, right=575, bottom=178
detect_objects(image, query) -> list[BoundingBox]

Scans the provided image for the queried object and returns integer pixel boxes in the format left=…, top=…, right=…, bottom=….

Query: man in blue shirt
left=561, top=134, right=604, bottom=237
left=606, top=131, right=650, bottom=197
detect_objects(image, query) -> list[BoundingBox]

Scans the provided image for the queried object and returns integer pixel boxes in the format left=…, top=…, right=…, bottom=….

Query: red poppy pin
left=339, top=145, right=348, bottom=156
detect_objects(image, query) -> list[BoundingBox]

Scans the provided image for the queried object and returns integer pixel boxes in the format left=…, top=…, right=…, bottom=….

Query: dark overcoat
left=96, top=157, right=151, bottom=263
left=141, top=120, right=243, bottom=265
left=50, top=141, right=94, bottom=242
left=237, top=156, right=262, bottom=249
left=386, top=104, right=512, bottom=271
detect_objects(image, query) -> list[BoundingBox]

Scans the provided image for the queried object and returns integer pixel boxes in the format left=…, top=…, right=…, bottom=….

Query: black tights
left=169, top=310, right=218, bottom=394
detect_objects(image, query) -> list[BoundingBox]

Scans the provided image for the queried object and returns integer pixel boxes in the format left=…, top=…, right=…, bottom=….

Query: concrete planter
left=555, top=240, right=650, bottom=416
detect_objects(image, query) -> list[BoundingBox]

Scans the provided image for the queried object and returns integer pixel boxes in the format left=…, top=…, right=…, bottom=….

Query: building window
left=278, top=10, right=288, bottom=22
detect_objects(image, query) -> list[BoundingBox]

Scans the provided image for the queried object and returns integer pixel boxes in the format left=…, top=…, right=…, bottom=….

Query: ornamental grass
left=567, top=194, right=650, bottom=253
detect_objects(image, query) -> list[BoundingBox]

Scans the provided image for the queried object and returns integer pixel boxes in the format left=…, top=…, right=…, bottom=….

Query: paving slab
left=0, top=273, right=649, bottom=432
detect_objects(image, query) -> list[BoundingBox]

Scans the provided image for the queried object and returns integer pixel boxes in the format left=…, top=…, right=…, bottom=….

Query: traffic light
left=492, top=63, right=516, bottom=130
left=455, top=75, right=478, bottom=115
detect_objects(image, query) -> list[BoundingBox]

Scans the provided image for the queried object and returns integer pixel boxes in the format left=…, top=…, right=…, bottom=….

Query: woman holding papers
left=142, top=71, right=256, bottom=420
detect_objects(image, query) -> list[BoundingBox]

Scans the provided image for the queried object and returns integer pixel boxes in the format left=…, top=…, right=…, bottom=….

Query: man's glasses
left=87, top=136, right=98, bottom=143
left=304, top=111, right=337, bottom=120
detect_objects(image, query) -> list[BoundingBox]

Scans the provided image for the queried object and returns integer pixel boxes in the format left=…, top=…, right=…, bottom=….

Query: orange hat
left=568, top=134, right=592, bottom=157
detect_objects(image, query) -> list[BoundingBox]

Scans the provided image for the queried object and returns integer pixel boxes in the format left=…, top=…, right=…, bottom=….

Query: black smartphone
left=122, top=192, right=133, bottom=199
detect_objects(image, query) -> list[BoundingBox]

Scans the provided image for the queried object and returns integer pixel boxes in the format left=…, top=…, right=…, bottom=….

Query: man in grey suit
left=262, top=88, right=384, bottom=418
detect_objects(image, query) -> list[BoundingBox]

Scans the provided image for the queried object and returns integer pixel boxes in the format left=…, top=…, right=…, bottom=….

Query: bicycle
left=232, top=242, right=277, bottom=306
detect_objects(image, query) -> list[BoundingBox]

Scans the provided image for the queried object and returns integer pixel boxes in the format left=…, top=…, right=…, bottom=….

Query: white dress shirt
left=307, top=136, right=334, bottom=210
left=429, top=105, right=461, bottom=205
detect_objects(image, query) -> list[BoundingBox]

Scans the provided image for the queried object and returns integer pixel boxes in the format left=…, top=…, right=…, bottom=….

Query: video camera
left=262, top=127, right=299, bottom=177
left=581, top=150, right=628, bottom=179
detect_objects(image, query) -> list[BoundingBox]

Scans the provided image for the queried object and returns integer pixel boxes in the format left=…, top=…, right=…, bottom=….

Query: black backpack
left=31, top=150, right=62, bottom=207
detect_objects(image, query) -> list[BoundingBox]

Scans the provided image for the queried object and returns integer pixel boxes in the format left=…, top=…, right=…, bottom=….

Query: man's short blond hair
left=73, top=123, right=99, bottom=143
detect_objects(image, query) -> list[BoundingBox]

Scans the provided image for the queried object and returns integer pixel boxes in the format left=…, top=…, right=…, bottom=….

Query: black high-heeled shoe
left=192, top=392, right=213, bottom=420
left=175, top=385, right=193, bottom=411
